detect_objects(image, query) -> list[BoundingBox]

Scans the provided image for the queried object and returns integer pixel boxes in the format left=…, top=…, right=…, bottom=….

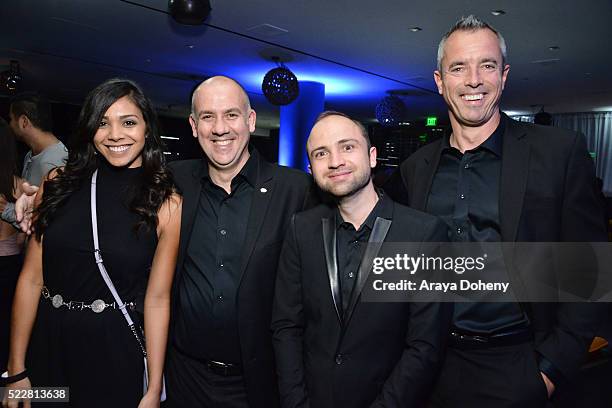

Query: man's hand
left=15, top=182, right=39, bottom=235
left=540, top=372, right=555, bottom=398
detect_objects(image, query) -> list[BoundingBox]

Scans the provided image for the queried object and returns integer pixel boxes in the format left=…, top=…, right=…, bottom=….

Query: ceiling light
left=1, top=60, right=22, bottom=93
left=548, top=46, right=560, bottom=51
left=409, top=27, right=422, bottom=32
left=491, top=10, right=506, bottom=16
left=168, top=0, right=212, bottom=25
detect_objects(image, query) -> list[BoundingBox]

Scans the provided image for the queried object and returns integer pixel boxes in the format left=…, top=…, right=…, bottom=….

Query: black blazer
left=169, top=151, right=314, bottom=408
left=386, top=114, right=608, bottom=384
left=272, top=199, right=451, bottom=408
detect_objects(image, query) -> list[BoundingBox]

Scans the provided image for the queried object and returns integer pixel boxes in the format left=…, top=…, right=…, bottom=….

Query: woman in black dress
left=3, top=79, right=181, bottom=408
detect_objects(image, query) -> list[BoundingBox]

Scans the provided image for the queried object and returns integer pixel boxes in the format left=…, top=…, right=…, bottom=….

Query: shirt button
left=456, top=227, right=463, bottom=235
left=217, top=295, right=224, bottom=301
left=348, top=272, right=355, bottom=279
left=335, top=354, right=343, bottom=365
left=459, top=194, right=465, bottom=200
left=220, top=229, right=227, bottom=236
left=219, top=263, right=224, bottom=268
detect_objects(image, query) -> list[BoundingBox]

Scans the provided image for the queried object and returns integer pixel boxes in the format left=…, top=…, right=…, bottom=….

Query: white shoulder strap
left=90, top=170, right=144, bottom=355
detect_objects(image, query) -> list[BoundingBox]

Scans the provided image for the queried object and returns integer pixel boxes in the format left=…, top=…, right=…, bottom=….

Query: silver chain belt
left=41, top=286, right=136, bottom=314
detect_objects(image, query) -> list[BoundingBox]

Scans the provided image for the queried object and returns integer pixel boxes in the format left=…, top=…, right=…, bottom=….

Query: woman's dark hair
left=34, top=78, right=175, bottom=239
left=0, top=117, right=19, bottom=203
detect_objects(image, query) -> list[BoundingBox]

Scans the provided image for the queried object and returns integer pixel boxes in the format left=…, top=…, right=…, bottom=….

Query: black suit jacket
left=272, top=199, right=451, bottom=408
left=169, top=151, right=315, bottom=408
left=386, top=114, right=608, bottom=384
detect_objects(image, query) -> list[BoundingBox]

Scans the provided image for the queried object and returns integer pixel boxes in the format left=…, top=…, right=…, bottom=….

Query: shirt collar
left=201, top=146, right=259, bottom=188
left=441, top=112, right=505, bottom=157
left=335, top=190, right=393, bottom=231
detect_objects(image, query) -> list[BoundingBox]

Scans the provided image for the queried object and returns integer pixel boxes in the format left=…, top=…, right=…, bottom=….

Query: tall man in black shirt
left=385, top=15, right=608, bottom=407
left=272, top=111, right=451, bottom=408
left=165, top=76, right=314, bottom=408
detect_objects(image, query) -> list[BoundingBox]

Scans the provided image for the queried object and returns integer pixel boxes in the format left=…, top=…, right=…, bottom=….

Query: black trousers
left=429, top=342, right=550, bottom=408
left=164, top=345, right=249, bottom=408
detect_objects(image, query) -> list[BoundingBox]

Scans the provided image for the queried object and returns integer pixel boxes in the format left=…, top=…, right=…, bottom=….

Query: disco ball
left=375, top=95, right=406, bottom=127
left=262, top=66, right=299, bottom=106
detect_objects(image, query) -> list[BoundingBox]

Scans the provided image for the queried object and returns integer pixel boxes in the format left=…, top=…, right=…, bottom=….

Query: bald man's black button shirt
left=174, top=156, right=256, bottom=364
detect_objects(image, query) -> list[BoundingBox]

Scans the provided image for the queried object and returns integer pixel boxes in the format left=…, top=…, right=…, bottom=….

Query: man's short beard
left=324, top=171, right=372, bottom=201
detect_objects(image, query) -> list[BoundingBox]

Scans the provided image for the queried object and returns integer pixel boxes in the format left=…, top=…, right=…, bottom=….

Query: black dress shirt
left=335, top=193, right=392, bottom=315
left=174, top=154, right=257, bottom=364
left=426, top=117, right=526, bottom=333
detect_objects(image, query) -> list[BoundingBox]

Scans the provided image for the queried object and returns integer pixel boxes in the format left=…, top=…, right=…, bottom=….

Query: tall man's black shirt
left=174, top=153, right=257, bottom=364
left=426, top=116, right=526, bottom=333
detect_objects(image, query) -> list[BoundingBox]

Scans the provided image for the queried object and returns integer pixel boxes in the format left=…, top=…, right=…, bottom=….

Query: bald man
left=165, top=76, right=315, bottom=407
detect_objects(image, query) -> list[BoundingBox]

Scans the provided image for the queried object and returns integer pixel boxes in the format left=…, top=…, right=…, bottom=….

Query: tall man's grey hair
left=437, top=15, right=508, bottom=71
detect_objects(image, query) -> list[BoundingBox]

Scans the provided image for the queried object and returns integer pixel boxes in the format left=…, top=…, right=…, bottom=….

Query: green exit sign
left=426, top=116, right=438, bottom=126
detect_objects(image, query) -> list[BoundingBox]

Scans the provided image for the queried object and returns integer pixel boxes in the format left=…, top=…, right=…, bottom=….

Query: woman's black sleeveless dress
left=27, top=163, right=157, bottom=407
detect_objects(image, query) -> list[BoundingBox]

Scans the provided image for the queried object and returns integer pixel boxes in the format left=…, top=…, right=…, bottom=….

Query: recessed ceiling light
left=549, top=46, right=560, bottom=51
left=491, top=10, right=506, bottom=16
left=409, top=27, right=422, bottom=32
left=186, top=44, right=195, bottom=49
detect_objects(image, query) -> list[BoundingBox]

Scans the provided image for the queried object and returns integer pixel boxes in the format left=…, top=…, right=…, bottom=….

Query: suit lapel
left=411, top=140, right=444, bottom=211
left=237, top=158, right=274, bottom=282
left=322, top=217, right=343, bottom=325
left=343, top=216, right=392, bottom=327
left=176, top=161, right=205, bottom=273
left=500, top=118, right=530, bottom=241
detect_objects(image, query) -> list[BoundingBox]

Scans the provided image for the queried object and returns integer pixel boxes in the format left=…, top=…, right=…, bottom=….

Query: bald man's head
left=191, top=76, right=251, bottom=116
left=188, top=75, right=256, bottom=176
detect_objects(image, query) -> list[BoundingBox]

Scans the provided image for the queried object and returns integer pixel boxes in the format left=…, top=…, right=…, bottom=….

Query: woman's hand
left=2, top=377, right=32, bottom=408
left=137, top=390, right=160, bottom=408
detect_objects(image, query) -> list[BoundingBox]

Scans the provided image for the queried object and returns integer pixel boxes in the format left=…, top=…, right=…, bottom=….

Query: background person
left=0, top=92, right=67, bottom=229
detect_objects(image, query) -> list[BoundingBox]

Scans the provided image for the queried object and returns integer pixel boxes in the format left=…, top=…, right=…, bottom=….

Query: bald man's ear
left=248, top=109, right=256, bottom=133
left=307, top=163, right=312, bottom=174
left=189, top=114, right=198, bottom=138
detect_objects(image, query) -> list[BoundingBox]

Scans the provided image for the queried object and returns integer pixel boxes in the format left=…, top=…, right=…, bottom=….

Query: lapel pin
left=260, top=187, right=268, bottom=193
